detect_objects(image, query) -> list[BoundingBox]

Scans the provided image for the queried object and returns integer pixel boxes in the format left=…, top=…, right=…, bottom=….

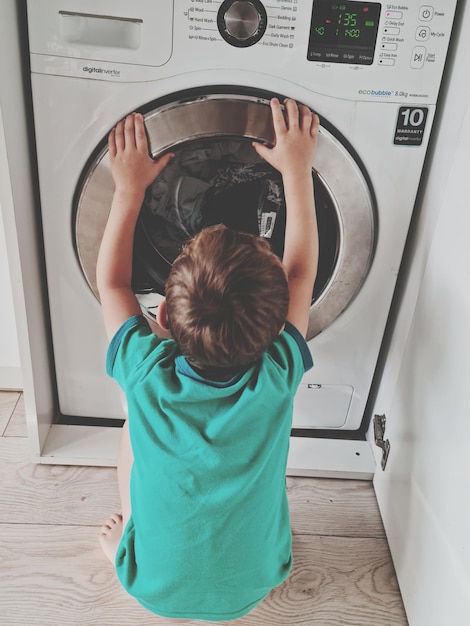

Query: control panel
left=27, top=0, right=458, bottom=103
left=183, top=1, right=456, bottom=72
left=178, top=0, right=458, bottom=102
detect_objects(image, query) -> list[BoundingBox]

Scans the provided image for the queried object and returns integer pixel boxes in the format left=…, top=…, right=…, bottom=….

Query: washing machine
left=26, top=1, right=457, bottom=437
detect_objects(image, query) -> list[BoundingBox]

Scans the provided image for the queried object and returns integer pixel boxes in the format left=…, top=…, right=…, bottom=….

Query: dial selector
left=217, top=0, right=267, bottom=48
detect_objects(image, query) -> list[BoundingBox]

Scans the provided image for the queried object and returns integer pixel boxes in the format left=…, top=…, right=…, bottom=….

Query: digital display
left=307, top=2, right=381, bottom=65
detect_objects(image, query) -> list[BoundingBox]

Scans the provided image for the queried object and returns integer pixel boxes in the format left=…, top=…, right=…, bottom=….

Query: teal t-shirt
left=106, top=315, right=313, bottom=621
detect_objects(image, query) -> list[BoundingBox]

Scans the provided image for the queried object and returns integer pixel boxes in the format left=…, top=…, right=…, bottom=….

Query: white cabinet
left=370, top=2, right=470, bottom=621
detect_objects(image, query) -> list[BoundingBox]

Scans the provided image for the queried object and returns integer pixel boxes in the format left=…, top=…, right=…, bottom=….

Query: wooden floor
left=0, top=391, right=408, bottom=626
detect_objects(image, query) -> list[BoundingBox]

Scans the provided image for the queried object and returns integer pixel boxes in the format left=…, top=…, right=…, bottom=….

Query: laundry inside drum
left=132, top=137, right=339, bottom=306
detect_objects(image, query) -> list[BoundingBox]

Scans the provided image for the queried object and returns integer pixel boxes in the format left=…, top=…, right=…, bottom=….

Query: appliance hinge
left=373, top=414, right=390, bottom=470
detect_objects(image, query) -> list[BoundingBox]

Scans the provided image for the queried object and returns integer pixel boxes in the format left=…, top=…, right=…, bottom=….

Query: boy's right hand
left=253, top=98, right=319, bottom=178
left=109, top=112, right=174, bottom=201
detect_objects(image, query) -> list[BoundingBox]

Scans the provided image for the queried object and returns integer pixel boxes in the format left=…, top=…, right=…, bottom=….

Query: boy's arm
left=96, top=113, right=173, bottom=340
left=253, top=98, right=319, bottom=337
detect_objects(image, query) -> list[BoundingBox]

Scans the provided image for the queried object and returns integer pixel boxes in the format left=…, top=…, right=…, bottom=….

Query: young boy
left=97, top=98, right=319, bottom=621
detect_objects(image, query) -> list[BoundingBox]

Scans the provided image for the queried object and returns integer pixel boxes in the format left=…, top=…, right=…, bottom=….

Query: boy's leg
left=99, top=423, right=191, bottom=624
left=117, top=418, right=133, bottom=526
left=99, top=419, right=133, bottom=565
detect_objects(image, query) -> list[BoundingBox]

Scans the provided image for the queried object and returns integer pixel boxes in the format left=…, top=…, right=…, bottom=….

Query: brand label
left=82, top=66, right=121, bottom=78
left=358, top=89, right=393, bottom=98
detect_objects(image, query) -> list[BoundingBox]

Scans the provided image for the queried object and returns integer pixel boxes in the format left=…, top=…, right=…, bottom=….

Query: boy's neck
left=189, top=362, right=249, bottom=382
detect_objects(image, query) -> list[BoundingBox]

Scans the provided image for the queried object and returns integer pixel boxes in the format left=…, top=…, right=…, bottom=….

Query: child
left=97, top=98, right=319, bottom=621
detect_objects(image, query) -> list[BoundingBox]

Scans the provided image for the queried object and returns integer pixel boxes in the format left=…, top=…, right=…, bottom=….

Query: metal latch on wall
left=373, top=414, right=390, bottom=470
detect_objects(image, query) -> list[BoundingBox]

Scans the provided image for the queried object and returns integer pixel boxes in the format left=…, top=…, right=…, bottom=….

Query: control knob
left=217, top=0, right=267, bottom=48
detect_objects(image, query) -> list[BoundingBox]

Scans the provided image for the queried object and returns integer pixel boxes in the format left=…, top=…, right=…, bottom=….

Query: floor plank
left=0, top=525, right=407, bottom=626
left=0, top=438, right=120, bottom=525
left=287, top=476, right=385, bottom=538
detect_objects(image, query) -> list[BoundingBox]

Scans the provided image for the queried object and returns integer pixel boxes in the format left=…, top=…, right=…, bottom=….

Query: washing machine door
left=75, top=92, right=375, bottom=339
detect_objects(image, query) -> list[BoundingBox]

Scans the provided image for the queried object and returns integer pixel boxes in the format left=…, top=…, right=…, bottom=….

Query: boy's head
left=165, top=224, right=289, bottom=371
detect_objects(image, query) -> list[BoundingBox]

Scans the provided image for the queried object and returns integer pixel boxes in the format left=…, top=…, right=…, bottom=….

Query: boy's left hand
left=253, top=98, right=319, bottom=178
left=108, top=112, right=173, bottom=199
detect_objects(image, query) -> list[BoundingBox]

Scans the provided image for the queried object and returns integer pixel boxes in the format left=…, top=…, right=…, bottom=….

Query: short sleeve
left=283, top=321, right=313, bottom=372
left=266, top=321, right=313, bottom=391
left=106, top=315, right=167, bottom=389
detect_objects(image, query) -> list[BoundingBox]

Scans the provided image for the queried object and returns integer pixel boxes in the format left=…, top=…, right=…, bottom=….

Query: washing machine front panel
left=29, top=72, right=429, bottom=428
left=26, top=0, right=458, bottom=430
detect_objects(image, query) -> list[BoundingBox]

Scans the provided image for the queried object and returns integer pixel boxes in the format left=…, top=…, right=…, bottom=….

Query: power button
left=419, top=6, right=434, bottom=21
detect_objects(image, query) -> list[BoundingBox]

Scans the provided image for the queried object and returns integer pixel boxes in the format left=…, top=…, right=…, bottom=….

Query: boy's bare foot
left=99, top=512, right=123, bottom=565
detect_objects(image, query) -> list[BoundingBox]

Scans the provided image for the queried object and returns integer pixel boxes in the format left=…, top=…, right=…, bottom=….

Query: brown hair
left=165, top=224, right=289, bottom=370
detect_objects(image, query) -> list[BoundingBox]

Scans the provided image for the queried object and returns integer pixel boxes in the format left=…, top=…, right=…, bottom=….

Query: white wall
left=0, top=2, right=23, bottom=390
left=0, top=132, right=22, bottom=390
left=371, top=1, right=470, bottom=623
